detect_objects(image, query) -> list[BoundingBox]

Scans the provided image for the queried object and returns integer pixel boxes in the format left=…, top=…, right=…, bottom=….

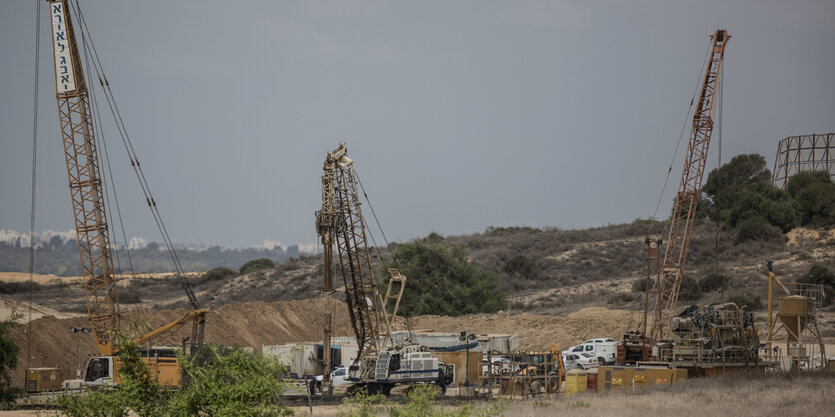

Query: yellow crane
left=47, top=0, right=206, bottom=387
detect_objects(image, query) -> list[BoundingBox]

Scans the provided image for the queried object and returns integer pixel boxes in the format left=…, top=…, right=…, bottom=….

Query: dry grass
left=504, top=372, right=835, bottom=417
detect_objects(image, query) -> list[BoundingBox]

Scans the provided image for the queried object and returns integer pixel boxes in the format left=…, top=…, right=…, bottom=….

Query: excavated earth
left=10, top=300, right=639, bottom=388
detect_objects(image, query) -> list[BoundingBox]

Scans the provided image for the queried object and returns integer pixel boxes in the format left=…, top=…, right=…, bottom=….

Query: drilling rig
left=47, top=0, right=207, bottom=387
left=620, top=29, right=730, bottom=364
left=316, top=143, right=442, bottom=395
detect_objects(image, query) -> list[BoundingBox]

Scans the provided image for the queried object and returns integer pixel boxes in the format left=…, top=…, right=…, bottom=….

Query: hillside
left=3, top=222, right=833, bottom=316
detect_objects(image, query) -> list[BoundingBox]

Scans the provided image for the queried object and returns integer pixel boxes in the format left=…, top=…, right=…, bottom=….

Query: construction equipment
left=662, top=302, right=760, bottom=375
left=46, top=0, right=206, bottom=387
left=622, top=30, right=731, bottom=362
left=316, top=143, right=438, bottom=395
left=649, top=28, right=730, bottom=342
left=761, top=261, right=827, bottom=371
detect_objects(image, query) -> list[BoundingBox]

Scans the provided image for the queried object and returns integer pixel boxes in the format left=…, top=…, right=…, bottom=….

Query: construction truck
left=316, top=143, right=442, bottom=395
left=46, top=0, right=207, bottom=388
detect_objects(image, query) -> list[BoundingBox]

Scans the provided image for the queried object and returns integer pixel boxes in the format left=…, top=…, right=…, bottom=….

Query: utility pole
left=69, top=326, right=91, bottom=379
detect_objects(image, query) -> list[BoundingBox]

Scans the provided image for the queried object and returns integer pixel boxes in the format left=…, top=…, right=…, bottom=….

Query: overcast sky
left=1, top=0, right=833, bottom=250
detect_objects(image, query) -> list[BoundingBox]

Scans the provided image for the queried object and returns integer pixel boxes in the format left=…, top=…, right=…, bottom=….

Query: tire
left=548, top=378, right=559, bottom=393
left=577, top=364, right=584, bottom=370
left=598, top=358, right=605, bottom=366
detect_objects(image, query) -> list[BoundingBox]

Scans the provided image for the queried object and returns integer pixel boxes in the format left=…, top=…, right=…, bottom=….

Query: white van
left=563, top=338, right=616, bottom=365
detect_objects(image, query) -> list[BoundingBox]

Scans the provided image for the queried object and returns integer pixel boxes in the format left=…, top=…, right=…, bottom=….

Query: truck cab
left=82, top=347, right=182, bottom=388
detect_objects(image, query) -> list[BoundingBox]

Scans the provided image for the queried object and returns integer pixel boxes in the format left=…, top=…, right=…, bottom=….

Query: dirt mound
left=10, top=299, right=638, bottom=388
left=10, top=298, right=354, bottom=388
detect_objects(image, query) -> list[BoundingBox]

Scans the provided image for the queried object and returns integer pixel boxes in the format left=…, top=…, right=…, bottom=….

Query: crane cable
left=74, top=4, right=134, bottom=286
left=353, top=169, right=399, bottom=268
left=26, top=0, right=43, bottom=375
left=70, top=1, right=199, bottom=309
left=645, top=37, right=712, bottom=240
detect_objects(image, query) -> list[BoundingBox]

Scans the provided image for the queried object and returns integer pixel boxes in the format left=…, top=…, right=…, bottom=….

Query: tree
left=786, top=170, right=831, bottom=198
left=381, top=242, right=507, bottom=317
left=788, top=172, right=835, bottom=227
left=0, top=312, right=22, bottom=406
left=702, top=154, right=799, bottom=237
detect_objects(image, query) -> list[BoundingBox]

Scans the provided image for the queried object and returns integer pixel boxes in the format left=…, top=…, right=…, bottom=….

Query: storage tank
left=778, top=296, right=812, bottom=342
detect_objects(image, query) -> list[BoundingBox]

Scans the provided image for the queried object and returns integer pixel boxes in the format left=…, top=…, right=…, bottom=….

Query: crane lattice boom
left=49, top=0, right=119, bottom=355
left=651, top=29, right=730, bottom=341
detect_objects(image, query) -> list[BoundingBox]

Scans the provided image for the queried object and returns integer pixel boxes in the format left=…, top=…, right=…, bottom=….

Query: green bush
left=204, top=267, right=237, bottom=281
left=60, top=340, right=292, bottom=417
left=0, top=312, right=22, bottom=407
left=0, top=281, right=39, bottom=295
left=786, top=170, right=832, bottom=198
left=502, top=254, right=536, bottom=279
left=166, top=347, right=291, bottom=417
left=699, top=272, right=730, bottom=293
left=608, top=293, right=634, bottom=304
left=119, top=289, right=142, bottom=304
left=734, top=216, right=783, bottom=244
left=794, top=183, right=835, bottom=227
left=797, top=265, right=835, bottom=306
left=381, top=241, right=507, bottom=317
left=678, top=276, right=702, bottom=301
left=632, top=278, right=649, bottom=293
left=727, top=292, right=763, bottom=309
left=238, top=258, right=276, bottom=275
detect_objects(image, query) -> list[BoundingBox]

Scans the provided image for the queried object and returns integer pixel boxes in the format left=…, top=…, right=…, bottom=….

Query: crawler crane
left=621, top=29, right=730, bottom=363
left=316, top=143, right=442, bottom=395
left=46, top=0, right=206, bottom=387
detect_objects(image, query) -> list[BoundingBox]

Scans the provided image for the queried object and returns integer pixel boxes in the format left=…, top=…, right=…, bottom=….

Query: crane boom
left=318, top=144, right=381, bottom=361
left=317, top=143, right=410, bottom=384
left=49, top=0, right=119, bottom=355
left=47, top=0, right=207, bottom=360
left=651, top=29, right=730, bottom=341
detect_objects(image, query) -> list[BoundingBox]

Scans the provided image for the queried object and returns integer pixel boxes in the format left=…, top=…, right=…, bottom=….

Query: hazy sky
left=1, top=0, right=833, bottom=250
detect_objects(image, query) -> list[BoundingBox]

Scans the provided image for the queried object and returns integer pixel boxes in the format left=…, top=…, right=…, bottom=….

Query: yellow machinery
left=46, top=0, right=207, bottom=387
left=25, top=368, right=61, bottom=393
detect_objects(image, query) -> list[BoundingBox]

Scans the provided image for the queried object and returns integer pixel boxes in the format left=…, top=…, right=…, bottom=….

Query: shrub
left=381, top=241, right=507, bottom=317
left=607, top=293, right=634, bottom=304
left=699, top=272, right=730, bottom=293
left=202, top=267, right=237, bottom=282
left=502, top=254, right=536, bottom=279
left=734, top=216, right=783, bottom=244
left=632, top=278, right=649, bottom=293
left=238, top=258, right=275, bottom=275
left=0, top=281, right=39, bottom=295
left=0, top=312, right=22, bottom=407
left=794, top=182, right=835, bottom=227
left=119, top=289, right=143, bottom=304
left=797, top=265, right=835, bottom=306
left=727, top=292, right=763, bottom=309
left=678, top=276, right=702, bottom=301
